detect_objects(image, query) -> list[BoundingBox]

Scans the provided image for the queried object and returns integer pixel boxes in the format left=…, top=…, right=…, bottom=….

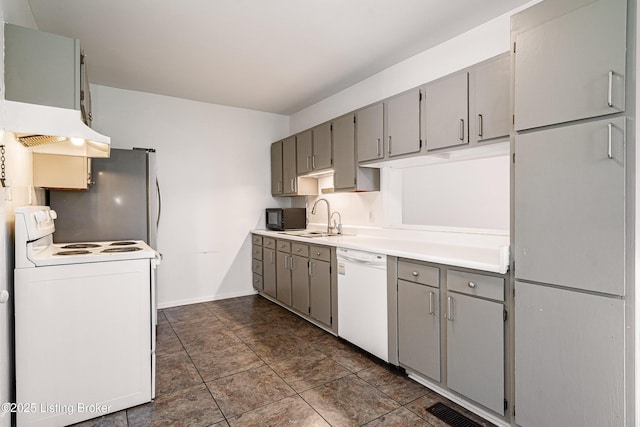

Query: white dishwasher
left=337, top=247, right=388, bottom=362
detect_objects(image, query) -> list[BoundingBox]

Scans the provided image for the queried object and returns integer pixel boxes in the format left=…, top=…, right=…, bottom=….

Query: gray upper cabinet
left=425, top=72, right=469, bottom=151
left=385, top=89, right=422, bottom=157
left=513, top=0, right=626, bottom=131
left=356, top=103, right=384, bottom=163
left=333, top=113, right=380, bottom=192
left=333, top=113, right=357, bottom=189
left=514, top=117, right=625, bottom=296
left=296, top=130, right=313, bottom=175
left=271, top=141, right=283, bottom=196
left=282, top=136, right=298, bottom=196
left=312, top=122, right=332, bottom=170
left=5, top=23, right=81, bottom=111
left=472, top=53, right=510, bottom=142
left=296, top=124, right=332, bottom=175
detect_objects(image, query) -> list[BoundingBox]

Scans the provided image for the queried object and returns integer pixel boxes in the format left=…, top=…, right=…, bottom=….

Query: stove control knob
left=35, top=210, right=47, bottom=223
left=50, top=210, right=58, bottom=220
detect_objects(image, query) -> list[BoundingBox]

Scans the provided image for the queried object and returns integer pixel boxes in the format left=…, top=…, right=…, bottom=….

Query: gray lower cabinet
left=397, top=279, right=440, bottom=382
left=309, top=246, right=332, bottom=327
left=472, top=53, right=510, bottom=143
left=5, top=23, right=81, bottom=111
left=425, top=71, right=469, bottom=151
left=291, top=253, right=310, bottom=313
left=515, top=281, right=624, bottom=427
left=514, top=117, right=625, bottom=295
left=446, top=290, right=504, bottom=414
left=263, top=248, right=277, bottom=298
left=271, top=141, right=283, bottom=196
left=446, top=269, right=505, bottom=415
left=276, top=249, right=292, bottom=306
left=512, top=0, right=626, bottom=131
left=356, top=102, right=384, bottom=163
left=385, top=89, right=422, bottom=157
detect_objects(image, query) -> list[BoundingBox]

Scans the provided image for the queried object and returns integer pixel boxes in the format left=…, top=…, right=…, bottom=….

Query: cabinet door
left=291, top=255, right=309, bottom=314
left=356, top=103, right=384, bottom=162
left=309, top=260, right=331, bottom=327
left=333, top=113, right=356, bottom=190
left=514, top=117, right=625, bottom=295
left=446, top=292, right=504, bottom=414
left=282, top=137, right=297, bottom=195
left=4, top=23, right=80, bottom=110
left=312, top=122, right=332, bottom=170
left=271, top=141, right=283, bottom=195
left=263, top=248, right=277, bottom=298
left=473, top=54, right=510, bottom=142
left=296, top=131, right=313, bottom=175
left=513, top=0, right=626, bottom=130
left=515, top=282, right=624, bottom=427
left=276, top=252, right=292, bottom=306
left=397, top=280, right=440, bottom=381
left=386, top=89, right=421, bottom=157
left=425, top=72, right=469, bottom=151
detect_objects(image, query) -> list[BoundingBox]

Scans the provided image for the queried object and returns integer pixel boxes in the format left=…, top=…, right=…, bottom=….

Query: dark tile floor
left=74, top=294, right=495, bottom=427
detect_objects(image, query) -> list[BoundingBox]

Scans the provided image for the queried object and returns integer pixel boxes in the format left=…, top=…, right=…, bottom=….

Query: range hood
left=2, top=100, right=110, bottom=158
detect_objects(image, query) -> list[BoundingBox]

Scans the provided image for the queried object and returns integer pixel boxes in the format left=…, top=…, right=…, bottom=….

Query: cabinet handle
left=376, top=138, right=381, bottom=156
left=277, top=181, right=282, bottom=192
left=412, top=271, right=419, bottom=277
left=290, top=178, right=295, bottom=192
left=459, top=119, right=465, bottom=141
left=284, top=255, right=289, bottom=269
left=388, top=136, right=392, bottom=154
left=447, top=296, right=454, bottom=321
left=316, top=251, right=321, bottom=256
left=308, top=261, right=314, bottom=276
left=477, top=114, right=483, bottom=138
left=290, top=256, right=295, bottom=270
left=608, top=123, right=613, bottom=159
left=312, top=155, right=317, bottom=169
left=428, top=291, right=435, bottom=315
left=270, top=251, right=274, bottom=264
left=468, top=281, right=476, bottom=289
left=306, top=156, right=311, bottom=170
left=608, top=70, right=614, bottom=108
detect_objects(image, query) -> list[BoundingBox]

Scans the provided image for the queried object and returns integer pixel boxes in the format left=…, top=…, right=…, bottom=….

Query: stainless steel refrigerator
left=49, top=148, right=160, bottom=247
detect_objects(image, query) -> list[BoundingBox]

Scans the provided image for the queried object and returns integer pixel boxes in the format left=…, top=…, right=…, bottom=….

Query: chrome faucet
left=311, top=198, right=331, bottom=233
left=330, top=211, right=343, bottom=235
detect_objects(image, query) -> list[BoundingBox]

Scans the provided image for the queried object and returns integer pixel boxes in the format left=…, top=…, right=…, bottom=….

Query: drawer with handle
left=447, top=270, right=504, bottom=301
left=252, top=259, right=263, bottom=275
left=398, top=259, right=440, bottom=287
left=252, top=273, right=263, bottom=290
left=276, top=240, right=291, bottom=253
left=251, top=234, right=263, bottom=246
left=292, top=243, right=309, bottom=257
left=310, top=245, right=331, bottom=262
left=251, top=245, right=262, bottom=260
left=263, top=237, right=276, bottom=249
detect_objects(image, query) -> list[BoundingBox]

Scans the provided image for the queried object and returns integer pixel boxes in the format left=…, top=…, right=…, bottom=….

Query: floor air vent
left=426, top=402, right=485, bottom=427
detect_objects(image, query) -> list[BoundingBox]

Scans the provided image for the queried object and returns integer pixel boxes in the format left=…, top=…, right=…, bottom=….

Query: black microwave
left=265, top=208, right=306, bottom=231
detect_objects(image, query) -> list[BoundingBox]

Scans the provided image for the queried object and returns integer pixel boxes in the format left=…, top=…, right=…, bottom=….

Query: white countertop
left=251, top=229, right=510, bottom=274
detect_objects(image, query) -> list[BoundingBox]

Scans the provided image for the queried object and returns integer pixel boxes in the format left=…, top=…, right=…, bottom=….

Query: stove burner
left=102, top=247, right=143, bottom=253
left=61, top=243, right=101, bottom=249
left=54, top=250, right=92, bottom=256
left=109, top=241, right=137, bottom=246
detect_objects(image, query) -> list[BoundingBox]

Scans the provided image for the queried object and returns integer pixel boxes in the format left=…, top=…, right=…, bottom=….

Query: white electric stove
left=14, top=206, right=160, bottom=427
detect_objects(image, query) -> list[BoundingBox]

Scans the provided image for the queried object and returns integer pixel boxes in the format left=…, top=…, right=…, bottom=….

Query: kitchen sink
left=279, top=231, right=352, bottom=238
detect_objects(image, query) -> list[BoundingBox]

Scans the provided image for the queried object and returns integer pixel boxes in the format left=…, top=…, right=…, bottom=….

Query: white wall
left=291, top=1, right=539, bottom=233
left=90, top=85, right=289, bottom=307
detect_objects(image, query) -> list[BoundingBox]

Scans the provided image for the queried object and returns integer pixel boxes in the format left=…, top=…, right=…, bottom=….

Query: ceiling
left=27, top=0, right=529, bottom=115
